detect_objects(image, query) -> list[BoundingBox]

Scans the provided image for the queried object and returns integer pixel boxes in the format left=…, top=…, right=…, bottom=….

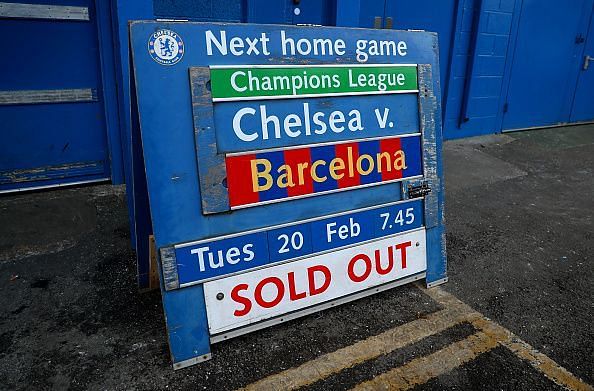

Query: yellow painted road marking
left=422, top=286, right=593, bottom=391
left=351, top=331, right=498, bottom=391
left=240, top=307, right=472, bottom=391
left=242, top=284, right=592, bottom=391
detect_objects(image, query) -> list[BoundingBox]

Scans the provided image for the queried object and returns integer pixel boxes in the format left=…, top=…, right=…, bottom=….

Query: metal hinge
left=373, top=16, right=382, bottom=29
left=583, top=55, right=593, bottom=70
left=407, top=181, right=431, bottom=199
left=159, top=246, right=180, bottom=291
left=576, top=34, right=585, bottom=44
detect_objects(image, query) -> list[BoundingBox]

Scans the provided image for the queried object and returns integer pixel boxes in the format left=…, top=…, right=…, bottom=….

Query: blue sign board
left=175, top=199, right=423, bottom=286
left=129, top=22, right=446, bottom=369
left=214, top=94, right=420, bottom=152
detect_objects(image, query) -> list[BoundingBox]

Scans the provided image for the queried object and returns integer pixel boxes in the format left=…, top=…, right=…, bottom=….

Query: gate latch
left=407, top=181, right=431, bottom=199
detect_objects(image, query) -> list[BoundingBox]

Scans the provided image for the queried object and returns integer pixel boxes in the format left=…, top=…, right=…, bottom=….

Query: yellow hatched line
left=350, top=331, right=498, bottom=391
left=239, top=306, right=471, bottom=391
left=422, top=286, right=593, bottom=391
left=473, top=316, right=593, bottom=391
left=241, top=284, right=592, bottom=391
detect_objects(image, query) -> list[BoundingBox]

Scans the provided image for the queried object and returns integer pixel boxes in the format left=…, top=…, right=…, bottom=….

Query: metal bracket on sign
left=408, top=181, right=431, bottom=199
left=402, top=179, right=431, bottom=200
left=159, top=246, right=180, bottom=291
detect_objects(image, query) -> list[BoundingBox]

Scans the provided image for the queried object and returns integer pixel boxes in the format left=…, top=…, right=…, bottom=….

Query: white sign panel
left=204, top=229, right=426, bottom=334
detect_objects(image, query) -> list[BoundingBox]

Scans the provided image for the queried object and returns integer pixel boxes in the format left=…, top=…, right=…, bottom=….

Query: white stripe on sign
left=204, top=229, right=426, bottom=334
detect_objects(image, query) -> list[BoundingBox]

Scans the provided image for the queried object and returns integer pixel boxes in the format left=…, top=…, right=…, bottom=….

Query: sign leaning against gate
left=130, top=22, right=447, bottom=369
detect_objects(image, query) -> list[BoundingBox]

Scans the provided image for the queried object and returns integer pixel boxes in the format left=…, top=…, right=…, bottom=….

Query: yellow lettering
left=248, top=146, right=408, bottom=192
left=297, top=162, right=309, bottom=185
left=329, top=158, right=345, bottom=180
left=311, top=160, right=327, bottom=182
left=347, top=147, right=355, bottom=177
left=356, top=154, right=375, bottom=175
left=251, top=158, right=273, bottom=192
left=393, top=150, right=407, bottom=170
left=377, top=151, right=392, bottom=173
left=277, top=165, right=295, bottom=188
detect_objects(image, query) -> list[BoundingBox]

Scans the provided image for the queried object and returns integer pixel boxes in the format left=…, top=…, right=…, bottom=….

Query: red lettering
left=254, top=277, right=285, bottom=308
left=375, top=247, right=394, bottom=275
left=308, top=265, right=332, bottom=295
left=348, top=253, right=372, bottom=282
left=395, top=241, right=412, bottom=268
left=288, top=271, right=307, bottom=301
left=231, top=283, right=252, bottom=317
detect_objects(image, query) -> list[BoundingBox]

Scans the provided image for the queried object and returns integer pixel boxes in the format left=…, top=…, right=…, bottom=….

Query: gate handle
left=584, top=55, right=594, bottom=70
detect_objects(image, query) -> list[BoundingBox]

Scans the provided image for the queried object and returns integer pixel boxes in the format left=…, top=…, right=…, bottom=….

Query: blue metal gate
left=571, top=7, right=594, bottom=123
left=0, top=0, right=112, bottom=192
left=502, top=0, right=594, bottom=130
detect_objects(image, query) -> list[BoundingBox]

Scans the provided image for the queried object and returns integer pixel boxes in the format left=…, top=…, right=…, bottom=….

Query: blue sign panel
left=214, top=94, right=420, bottom=153
left=225, top=135, right=423, bottom=208
left=129, top=22, right=446, bottom=369
left=175, top=199, right=423, bottom=286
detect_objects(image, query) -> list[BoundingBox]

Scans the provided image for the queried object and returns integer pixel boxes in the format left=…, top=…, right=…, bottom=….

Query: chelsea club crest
left=148, top=29, right=184, bottom=65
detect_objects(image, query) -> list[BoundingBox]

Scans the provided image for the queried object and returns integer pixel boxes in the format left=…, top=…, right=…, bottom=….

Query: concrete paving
left=0, top=124, right=592, bottom=390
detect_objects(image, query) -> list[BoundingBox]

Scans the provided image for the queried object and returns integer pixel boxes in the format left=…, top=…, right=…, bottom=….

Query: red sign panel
left=225, top=135, right=423, bottom=208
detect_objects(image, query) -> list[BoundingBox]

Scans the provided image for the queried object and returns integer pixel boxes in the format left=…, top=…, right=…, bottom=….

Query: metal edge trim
left=0, top=88, right=97, bottom=105
left=209, top=272, right=426, bottom=344
left=176, top=198, right=423, bottom=249
left=426, top=276, right=448, bottom=288
left=225, top=132, right=422, bottom=157
left=230, top=174, right=424, bottom=210
left=212, top=89, right=419, bottom=103
left=0, top=178, right=109, bottom=194
left=210, top=64, right=419, bottom=69
left=172, top=353, right=212, bottom=370
left=0, top=3, right=89, bottom=21
left=501, top=120, right=594, bottom=133
left=159, top=247, right=180, bottom=291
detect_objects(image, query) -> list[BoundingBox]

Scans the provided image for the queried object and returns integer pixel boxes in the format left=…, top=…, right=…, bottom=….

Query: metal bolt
left=216, top=292, right=224, bottom=300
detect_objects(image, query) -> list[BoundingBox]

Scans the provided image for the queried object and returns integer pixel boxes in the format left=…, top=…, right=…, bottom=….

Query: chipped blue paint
left=417, top=65, right=440, bottom=230
left=130, top=22, right=446, bottom=367
left=418, top=64, right=447, bottom=285
left=189, top=68, right=230, bottom=215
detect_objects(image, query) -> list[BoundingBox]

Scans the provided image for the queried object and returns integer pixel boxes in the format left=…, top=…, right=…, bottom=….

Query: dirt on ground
left=0, top=125, right=592, bottom=390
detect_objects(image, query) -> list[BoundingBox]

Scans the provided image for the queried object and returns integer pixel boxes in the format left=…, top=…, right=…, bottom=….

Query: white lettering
left=205, top=30, right=227, bottom=55
left=230, top=71, right=247, bottom=92
left=233, top=107, right=258, bottom=141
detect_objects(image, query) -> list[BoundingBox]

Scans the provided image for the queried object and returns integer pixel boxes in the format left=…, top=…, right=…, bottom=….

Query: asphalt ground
left=0, top=124, right=592, bottom=390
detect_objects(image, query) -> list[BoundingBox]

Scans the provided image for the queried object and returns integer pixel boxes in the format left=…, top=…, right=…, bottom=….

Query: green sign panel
left=210, top=64, right=418, bottom=101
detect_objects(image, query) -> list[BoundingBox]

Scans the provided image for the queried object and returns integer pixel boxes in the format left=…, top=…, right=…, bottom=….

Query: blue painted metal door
left=335, top=0, right=385, bottom=28
left=0, top=0, right=110, bottom=192
left=571, top=7, right=594, bottom=122
left=336, top=0, right=456, bottom=106
left=502, top=0, right=594, bottom=130
left=384, top=0, right=457, bottom=101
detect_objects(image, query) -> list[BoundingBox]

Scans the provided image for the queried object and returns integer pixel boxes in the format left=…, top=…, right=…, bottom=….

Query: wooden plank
left=417, top=62, right=448, bottom=286
left=159, top=246, right=179, bottom=291
left=0, top=2, right=89, bottom=20
left=0, top=89, right=97, bottom=106
left=189, top=67, right=230, bottom=215
left=148, top=235, right=160, bottom=290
